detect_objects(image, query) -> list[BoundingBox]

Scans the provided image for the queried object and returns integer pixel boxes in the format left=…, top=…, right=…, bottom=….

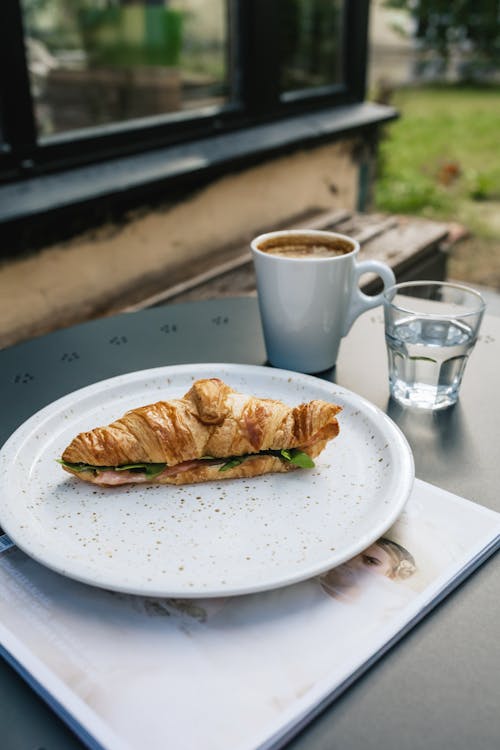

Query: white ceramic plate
left=0, top=364, right=414, bottom=597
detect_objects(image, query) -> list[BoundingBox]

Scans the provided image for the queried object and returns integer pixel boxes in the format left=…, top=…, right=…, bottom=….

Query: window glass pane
left=278, top=0, right=345, bottom=95
left=21, top=0, right=231, bottom=137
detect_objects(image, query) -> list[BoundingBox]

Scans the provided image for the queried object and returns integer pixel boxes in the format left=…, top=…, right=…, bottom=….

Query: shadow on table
left=385, top=397, right=479, bottom=483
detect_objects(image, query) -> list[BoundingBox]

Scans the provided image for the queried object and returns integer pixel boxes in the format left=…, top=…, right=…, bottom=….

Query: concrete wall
left=0, top=137, right=365, bottom=349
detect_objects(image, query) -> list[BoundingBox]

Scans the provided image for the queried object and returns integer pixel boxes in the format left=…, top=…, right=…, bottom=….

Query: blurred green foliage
left=22, top=1, right=183, bottom=66
left=79, top=4, right=183, bottom=67
left=375, top=85, right=500, bottom=221
left=384, top=0, right=500, bottom=80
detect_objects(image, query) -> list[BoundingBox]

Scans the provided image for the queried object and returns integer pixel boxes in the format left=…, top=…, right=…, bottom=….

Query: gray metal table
left=0, top=296, right=498, bottom=750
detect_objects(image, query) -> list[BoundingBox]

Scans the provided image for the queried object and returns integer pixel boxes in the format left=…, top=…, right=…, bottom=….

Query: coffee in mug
left=257, top=234, right=353, bottom=259
left=251, top=229, right=396, bottom=373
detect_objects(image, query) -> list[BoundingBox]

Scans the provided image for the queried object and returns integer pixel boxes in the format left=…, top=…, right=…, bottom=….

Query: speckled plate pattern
left=0, top=364, right=414, bottom=597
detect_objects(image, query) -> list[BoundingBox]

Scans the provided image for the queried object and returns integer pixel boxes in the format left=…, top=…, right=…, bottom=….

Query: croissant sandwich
left=59, top=378, right=341, bottom=486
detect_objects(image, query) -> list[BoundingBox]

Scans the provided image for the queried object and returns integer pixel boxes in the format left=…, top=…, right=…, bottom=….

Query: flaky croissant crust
left=62, top=378, right=341, bottom=467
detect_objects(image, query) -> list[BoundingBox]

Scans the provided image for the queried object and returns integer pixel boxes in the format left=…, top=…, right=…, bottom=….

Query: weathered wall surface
left=0, top=138, right=363, bottom=348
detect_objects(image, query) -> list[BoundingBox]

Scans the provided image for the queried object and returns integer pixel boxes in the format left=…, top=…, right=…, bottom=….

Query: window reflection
left=21, top=0, right=231, bottom=137
left=278, top=0, right=345, bottom=96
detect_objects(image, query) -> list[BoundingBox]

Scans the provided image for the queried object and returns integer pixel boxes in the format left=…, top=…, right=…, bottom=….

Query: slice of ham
left=91, top=458, right=224, bottom=486
left=92, top=470, right=148, bottom=486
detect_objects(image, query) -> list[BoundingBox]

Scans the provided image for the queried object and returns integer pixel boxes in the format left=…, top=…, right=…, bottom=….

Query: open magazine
left=0, top=478, right=498, bottom=750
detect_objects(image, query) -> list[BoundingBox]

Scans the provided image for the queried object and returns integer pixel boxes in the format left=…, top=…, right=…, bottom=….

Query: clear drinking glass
left=383, top=281, right=486, bottom=410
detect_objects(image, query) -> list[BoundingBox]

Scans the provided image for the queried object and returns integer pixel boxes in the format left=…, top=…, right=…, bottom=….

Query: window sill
left=0, top=101, right=397, bottom=233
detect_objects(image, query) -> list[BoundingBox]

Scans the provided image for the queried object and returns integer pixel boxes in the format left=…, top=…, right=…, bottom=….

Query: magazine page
left=0, top=479, right=498, bottom=750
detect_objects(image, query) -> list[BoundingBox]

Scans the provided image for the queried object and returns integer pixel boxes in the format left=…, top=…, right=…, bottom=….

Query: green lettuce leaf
left=219, top=457, right=245, bottom=472
left=57, top=460, right=102, bottom=473
left=115, top=463, right=167, bottom=477
left=217, top=448, right=315, bottom=472
left=282, top=449, right=315, bottom=468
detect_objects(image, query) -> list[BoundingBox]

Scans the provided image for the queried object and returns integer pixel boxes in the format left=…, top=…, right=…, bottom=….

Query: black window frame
left=0, top=0, right=370, bottom=183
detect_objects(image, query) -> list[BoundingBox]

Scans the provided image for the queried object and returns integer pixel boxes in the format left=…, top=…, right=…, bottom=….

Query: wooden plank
left=126, top=211, right=451, bottom=310
left=123, top=253, right=255, bottom=312
left=356, top=215, right=450, bottom=290
left=339, top=215, right=400, bottom=245
left=124, top=208, right=352, bottom=311
left=360, top=216, right=449, bottom=264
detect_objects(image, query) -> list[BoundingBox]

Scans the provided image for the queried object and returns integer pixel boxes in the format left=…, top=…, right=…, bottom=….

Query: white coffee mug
left=251, top=229, right=396, bottom=373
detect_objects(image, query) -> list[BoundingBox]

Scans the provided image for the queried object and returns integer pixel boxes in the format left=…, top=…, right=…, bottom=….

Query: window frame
left=0, top=0, right=370, bottom=183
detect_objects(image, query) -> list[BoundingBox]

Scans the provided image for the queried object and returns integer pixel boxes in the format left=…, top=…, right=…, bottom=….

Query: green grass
left=375, top=85, right=500, bottom=227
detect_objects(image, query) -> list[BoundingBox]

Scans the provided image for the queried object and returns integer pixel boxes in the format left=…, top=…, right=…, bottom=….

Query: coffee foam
left=257, top=234, right=353, bottom=258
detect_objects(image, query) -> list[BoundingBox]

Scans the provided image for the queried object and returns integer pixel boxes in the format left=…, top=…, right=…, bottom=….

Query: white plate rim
left=0, top=363, right=415, bottom=597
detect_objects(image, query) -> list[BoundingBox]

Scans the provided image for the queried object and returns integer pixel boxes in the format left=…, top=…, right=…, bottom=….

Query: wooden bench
left=125, top=209, right=451, bottom=310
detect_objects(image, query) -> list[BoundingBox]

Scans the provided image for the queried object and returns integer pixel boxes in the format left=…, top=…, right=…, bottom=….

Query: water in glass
left=385, top=316, right=475, bottom=409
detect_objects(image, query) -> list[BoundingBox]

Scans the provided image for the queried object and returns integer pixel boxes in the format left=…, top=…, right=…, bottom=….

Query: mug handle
left=342, top=260, right=396, bottom=336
